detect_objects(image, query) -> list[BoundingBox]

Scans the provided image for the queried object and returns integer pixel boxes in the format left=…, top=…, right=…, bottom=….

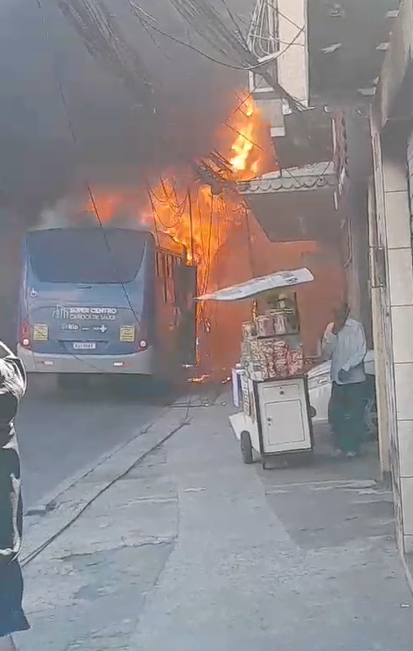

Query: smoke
left=36, top=197, right=84, bottom=230
left=35, top=188, right=155, bottom=231
left=0, top=0, right=250, bottom=345
left=0, top=0, right=246, bottom=226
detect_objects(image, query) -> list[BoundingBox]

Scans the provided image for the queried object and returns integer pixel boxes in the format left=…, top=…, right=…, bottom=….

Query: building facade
left=251, top=0, right=413, bottom=553
left=369, top=0, right=413, bottom=553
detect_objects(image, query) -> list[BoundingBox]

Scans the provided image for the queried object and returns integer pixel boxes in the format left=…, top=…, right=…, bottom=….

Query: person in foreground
left=322, top=303, right=367, bottom=458
left=0, top=341, right=29, bottom=651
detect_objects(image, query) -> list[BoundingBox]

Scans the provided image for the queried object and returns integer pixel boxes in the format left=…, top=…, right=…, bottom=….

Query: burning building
left=77, top=94, right=345, bottom=380
left=0, top=0, right=347, bottom=375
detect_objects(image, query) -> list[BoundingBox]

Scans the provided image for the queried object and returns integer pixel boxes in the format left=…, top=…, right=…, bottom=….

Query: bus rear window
left=28, top=229, right=151, bottom=284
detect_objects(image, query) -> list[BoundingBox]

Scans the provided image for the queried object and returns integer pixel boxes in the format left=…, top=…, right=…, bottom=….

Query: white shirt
left=322, top=317, right=367, bottom=385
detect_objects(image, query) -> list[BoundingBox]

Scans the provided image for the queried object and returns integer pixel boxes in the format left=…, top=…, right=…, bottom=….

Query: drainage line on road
left=21, top=411, right=193, bottom=568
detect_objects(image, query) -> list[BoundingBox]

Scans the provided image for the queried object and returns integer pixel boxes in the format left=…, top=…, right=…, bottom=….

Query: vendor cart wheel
left=240, top=431, right=253, bottom=465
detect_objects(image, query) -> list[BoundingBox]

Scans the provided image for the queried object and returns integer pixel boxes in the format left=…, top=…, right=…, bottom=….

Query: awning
left=196, top=268, right=314, bottom=302
left=237, top=163, right=338, bottom=244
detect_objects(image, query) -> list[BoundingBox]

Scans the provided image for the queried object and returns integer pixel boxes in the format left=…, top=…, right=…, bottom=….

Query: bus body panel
left=19, top=228, right=157, bottom=376
left=25, top=268, right=149, bottom=357
left=18, top=227, right=194, bottom=378
left=17, top=343, right=154, bottom=375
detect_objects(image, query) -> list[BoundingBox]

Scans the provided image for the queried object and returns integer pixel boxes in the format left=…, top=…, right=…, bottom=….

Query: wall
left=377, top=0, right=413, bottom=127
left=277, top=0, right=308, bottom=106
left=333, top=109, right=372, bottom=340
left=370, top=110, right=413, bottom=553
left=367, top=178, right=390, bottom=475
left=342, top=187, right=372, bottom=342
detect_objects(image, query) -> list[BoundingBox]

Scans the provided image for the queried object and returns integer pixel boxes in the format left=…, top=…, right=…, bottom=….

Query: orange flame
left=148, top=94, right=273, bottom=276
left=229, top=99, right=255, bottom=173
left=80, top=93, right=276, bottom=373
left=83, top=94, right=274, bottom=354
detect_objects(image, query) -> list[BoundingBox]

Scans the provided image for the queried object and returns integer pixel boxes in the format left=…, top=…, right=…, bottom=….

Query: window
left=28, top=229, right=150, bottom=284
left=155, top=251, right=164, bottom=278
left=166, top=255, right=173, bottom=278
left=161, top=254, right=167, bottom=279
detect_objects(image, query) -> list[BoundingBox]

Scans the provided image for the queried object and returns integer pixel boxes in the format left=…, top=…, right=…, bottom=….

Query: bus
left=17, top=227, right=197, bottom=387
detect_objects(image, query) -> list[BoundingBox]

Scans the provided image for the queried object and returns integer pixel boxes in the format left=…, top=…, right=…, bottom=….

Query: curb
left=21, top=398, right=195, bottom=567
left=24, top=403, right=172, bottom=518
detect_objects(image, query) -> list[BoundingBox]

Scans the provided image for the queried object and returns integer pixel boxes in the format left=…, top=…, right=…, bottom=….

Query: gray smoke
left=0, top=0, right=247, bottom=226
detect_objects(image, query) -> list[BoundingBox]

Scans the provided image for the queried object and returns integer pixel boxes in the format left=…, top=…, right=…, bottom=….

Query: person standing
left=0, top=341, right=29, bottom=651
left=322, top=304, right=367, bottom=458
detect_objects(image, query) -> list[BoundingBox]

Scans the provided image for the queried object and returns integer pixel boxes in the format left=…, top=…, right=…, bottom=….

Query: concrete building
left=252, top=0, right=413, bottom=554
left=368, top=0, right=413, bottom=553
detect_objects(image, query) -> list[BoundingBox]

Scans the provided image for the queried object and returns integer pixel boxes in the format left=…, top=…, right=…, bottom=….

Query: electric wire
left=278, top=160, right=333, bottom=189
left=132, top=10, right=279, bottom=71
left=32, top=0, right=166, bottom=374
left=167, top=0, right=306, bottom=109
left=21, top=409, right=193, bottom=568
left=29, top=1, right=219, bottom=438
left=224, top=120, right=265, bottom=153
left=131, top=0, right=306, bottom=111
left=147, top=186, right=186, bottom=230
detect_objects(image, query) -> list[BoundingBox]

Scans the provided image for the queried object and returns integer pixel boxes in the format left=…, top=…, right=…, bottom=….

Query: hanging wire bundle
left=143, top=0, right=306, bottom=111
left=56, top=0, right=157, bottom=115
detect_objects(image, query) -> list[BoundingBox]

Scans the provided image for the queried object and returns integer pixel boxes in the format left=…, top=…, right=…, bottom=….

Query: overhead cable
left=131, top=0, right=306, bottom=111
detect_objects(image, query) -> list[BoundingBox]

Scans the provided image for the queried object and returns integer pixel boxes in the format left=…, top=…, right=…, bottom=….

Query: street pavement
left=16, top=395, right=413, bottom=651
left=17, top=379, right=169, bottom=509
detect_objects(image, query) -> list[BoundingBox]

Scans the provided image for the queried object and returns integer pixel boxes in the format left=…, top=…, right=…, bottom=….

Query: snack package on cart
left=242, top=322, right=255, bottom=340
left=198, top=268, right=314, bottom=384
left=271, top=310, right=288, bottom=335
left=273, top=339, right=289, bottom=377
left=255, top=315, right=275, bottom=337
left=288, top=345, right=304, bottom=376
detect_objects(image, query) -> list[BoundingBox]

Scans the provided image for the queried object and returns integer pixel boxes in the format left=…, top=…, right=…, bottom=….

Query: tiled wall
left=384, top=137, right=413, bottom=553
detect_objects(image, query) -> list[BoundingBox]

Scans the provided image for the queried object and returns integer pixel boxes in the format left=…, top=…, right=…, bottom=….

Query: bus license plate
left=73, top=342, right=96, bottom=350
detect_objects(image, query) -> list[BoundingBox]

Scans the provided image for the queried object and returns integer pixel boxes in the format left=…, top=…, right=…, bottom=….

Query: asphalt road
left=16, top=378, right=169, bottom=509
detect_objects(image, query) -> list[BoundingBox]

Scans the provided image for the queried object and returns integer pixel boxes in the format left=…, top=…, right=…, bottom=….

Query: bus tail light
left=135, top=324, right=149, bottom=352
left=20, top=320, right=31, bottom=349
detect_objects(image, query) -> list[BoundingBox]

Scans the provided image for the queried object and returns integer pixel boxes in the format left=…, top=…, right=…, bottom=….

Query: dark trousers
left=329, top=381, right=365, bottom=453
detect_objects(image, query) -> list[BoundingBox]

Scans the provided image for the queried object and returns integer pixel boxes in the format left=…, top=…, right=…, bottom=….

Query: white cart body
left=196, top=268, right=315, bottom=467
left=230, top=373, right=313, bottom=464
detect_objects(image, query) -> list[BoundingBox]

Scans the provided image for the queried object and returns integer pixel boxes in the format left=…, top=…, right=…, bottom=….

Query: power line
left=34, top=0, right=154, bottom=373
left=174, top=0, right=306, bottom=109
left=131, top=7, right=279, bottom=71
left=147, top=185, right=186, bottom=230
left=57, top=0, right=157, bottom=114
left=131, top=0, right=306, bottom=111
left=223, top=120, right=265, bottom=153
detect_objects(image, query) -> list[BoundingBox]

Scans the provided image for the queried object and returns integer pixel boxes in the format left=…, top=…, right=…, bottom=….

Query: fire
left=229, top=99, right=255, bottom=173
left=84, top=93, right=273, bottom=288
left=81, top=92, right=276, bottom=372
left=149, top=94, right=272, bottom=273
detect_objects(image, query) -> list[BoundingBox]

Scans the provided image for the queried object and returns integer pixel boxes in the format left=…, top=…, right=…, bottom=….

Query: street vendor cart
left=197, top=268, right=315, bottom=469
